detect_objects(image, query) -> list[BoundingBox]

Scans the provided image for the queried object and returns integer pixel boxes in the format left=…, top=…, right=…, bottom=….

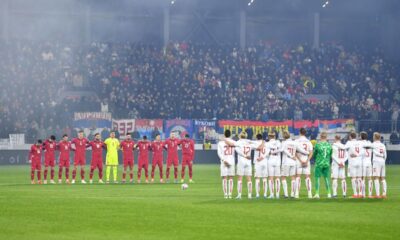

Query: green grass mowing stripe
left=0, top=165, right=399, bottom=240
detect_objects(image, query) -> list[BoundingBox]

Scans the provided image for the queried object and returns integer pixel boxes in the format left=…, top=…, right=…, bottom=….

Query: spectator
left=101, top=128, right=110, bottom=140
left=203, top=139, right=212, bottom=150
left=101, top=100, right=109, bottom=113
left=309, top=126, right=319, bottom=140
left=245, top=127, right=254, bottom=140
left=390, top=131, right=399, bottom=144
left=294, top=107, right=303, bottom=120
left=392, top=106, right=399, bottom=132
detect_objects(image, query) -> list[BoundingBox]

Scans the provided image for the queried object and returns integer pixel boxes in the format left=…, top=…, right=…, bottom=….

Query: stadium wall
left=1, top=150, right=399, bottom=165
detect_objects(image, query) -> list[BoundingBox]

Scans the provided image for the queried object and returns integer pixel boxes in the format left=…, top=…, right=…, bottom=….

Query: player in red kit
left=42, top=135, right=57, bottom=184
left=136, top=135, right=151, bottom=183
left=164, top=133, right=180, bottom=183
left=180, top=134, right=195, bottom=183
left=120, top=133, right=135, bottom=183
left=71, top=130, right=89, bottom=184
left=150, top=134, right=164, bottom=183
left=58, top=134, right=71, bottom=184
left=87, top=133, right=105, bottom=184
left=29, top=140, right=43, bottom=184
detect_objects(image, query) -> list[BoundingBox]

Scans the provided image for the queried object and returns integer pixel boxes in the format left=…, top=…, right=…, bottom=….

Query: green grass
left=0, top=165, right=399, bottom=240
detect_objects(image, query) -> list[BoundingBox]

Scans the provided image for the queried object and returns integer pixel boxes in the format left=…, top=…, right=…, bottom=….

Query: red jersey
left=164, top=138, right=180, bottom=156
left=120, top=140, right=135, bottom=160
left=42, top=140, right=56, bottom=160
left=29, top=145, right=42, bottom=162
left=71, top=138, right=89, bottom=155
left=151, top=141, right=164, bottom=159
left=137, top=141, right=151, bottom=160
left=181, top=139, right=195, bottom=157
left=58, top=141, right=71, bottom=158
left=87, top=140, right=104, bottom=160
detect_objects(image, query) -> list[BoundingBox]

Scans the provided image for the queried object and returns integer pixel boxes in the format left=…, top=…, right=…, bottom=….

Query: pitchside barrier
left=1, top=146, right=400, bottom=165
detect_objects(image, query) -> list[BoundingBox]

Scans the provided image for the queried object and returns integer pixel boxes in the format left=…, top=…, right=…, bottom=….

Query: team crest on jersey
left=97, top=144, right=100, bottom=148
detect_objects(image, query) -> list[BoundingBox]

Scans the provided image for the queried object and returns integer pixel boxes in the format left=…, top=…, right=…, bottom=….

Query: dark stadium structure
left=0, top=0, right=399, bottom=142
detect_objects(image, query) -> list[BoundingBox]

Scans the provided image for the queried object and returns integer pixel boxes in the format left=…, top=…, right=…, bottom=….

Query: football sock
left=374, top=179, right=380, bottom=196
left=382, top=180, right=387, bottom=196
left=222, top=179, right=227, bottom=196
left=341, top=179, right=347, bottom=196
left=282, top=179, right=288, bottom=197
left=113, top=166, right=117, bottom=181
left=332, top=179, right=338, bottom=196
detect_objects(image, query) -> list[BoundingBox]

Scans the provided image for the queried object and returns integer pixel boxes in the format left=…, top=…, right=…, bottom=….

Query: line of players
left=29, top=131, right=195, bottom=184
left=217, top=128, right=387, bottom=199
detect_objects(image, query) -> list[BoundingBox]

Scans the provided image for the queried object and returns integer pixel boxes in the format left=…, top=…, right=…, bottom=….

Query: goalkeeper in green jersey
left=313, top=132, right=332, bottom=199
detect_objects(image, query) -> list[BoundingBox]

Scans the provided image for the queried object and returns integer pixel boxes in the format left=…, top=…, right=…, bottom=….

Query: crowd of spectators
left=0, top=41, right=399, bottom=140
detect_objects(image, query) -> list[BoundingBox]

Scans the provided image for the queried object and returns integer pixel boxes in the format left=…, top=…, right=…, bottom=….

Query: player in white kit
left=294, top=128, right=313, bottom=198
left=331, top=135, right=348, bottom=198
left=280, top=131, right=309, bottom=198
left=360, top=132, right=373, bottom=198
left=252, top=134, right=269, bottom=199
left=371, top=132, right=387, bottom=198
left=266, top=132, right=282, bottom=199
left=226, top=132, right=257, bottom=199
left=343, top=132, right=364, bottom=198
left=217, top=130, right=236, bottom=199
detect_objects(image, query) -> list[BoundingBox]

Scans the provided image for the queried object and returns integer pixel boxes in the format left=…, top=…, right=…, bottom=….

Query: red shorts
left=90, top=159, right=103, bottom=170
left=152, top=158, right=163, bottom=167
left=31, top=160, right=41, bottom=171
left=123, top=158, right=134, bottom=168
left=138, top=160, right=149, bottom=168
left=167, top=155, right=179, bottom=167
left=182, top=155, right=193, bottom=166
left=74, top=155, right=86, bottom=166
left=59, top=157, right=70, bottom=168
left=44, top=157, right=55, bottom=167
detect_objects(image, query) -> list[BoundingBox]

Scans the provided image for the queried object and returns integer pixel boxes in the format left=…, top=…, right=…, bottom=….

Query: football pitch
left=0, top=165, right=399, bottom=240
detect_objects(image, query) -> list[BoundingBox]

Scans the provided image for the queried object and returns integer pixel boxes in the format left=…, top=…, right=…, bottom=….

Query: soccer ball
left=181, top=183, right=189, bottom=190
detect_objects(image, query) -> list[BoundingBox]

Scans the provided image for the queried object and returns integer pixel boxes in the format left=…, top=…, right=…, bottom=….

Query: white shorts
left=372, top=163, right=386, bottom=177
left=362, top=165, right=372, bottom=177
left=255, top=164, right=268, bottom=178
left=331, top=165, right=346, bottom=179
left=349, top=165, right=362, bottom=178
left=220, top=164, right=235, bottom=177
left=268, top=165, right=281, bottom=177
left=296, top=162, right=310, bottom=175
left=281, top=165, right=296, bottom=177
left=236, top=163, right=252, bottom=176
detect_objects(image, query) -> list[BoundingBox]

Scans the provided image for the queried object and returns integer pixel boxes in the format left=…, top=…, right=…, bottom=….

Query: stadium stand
left=0, top=41, right=399, bottom=141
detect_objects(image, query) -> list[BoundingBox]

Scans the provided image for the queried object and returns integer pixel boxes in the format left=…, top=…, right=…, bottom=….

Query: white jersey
left=344, top=139, right=363, bottom=167
left=372, top=141, right=387, bottom=164
left=252, top=140, right=269, bottom=166
left=281, top=139, right=308, bottom=166
left=331, top=142, right=348, bottom=166
left=266, top=139, right=281, bottom=166
left=294, top=136, right=313, bottom=162
left=217, top=138, right=236, bottom=166
left=360, top=140, right=372, bottom=167
left=233, top=139, right=253, bottom=165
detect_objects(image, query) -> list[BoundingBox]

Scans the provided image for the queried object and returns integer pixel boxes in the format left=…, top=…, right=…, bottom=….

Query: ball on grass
left=181, top=183, right=189, bottom=190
